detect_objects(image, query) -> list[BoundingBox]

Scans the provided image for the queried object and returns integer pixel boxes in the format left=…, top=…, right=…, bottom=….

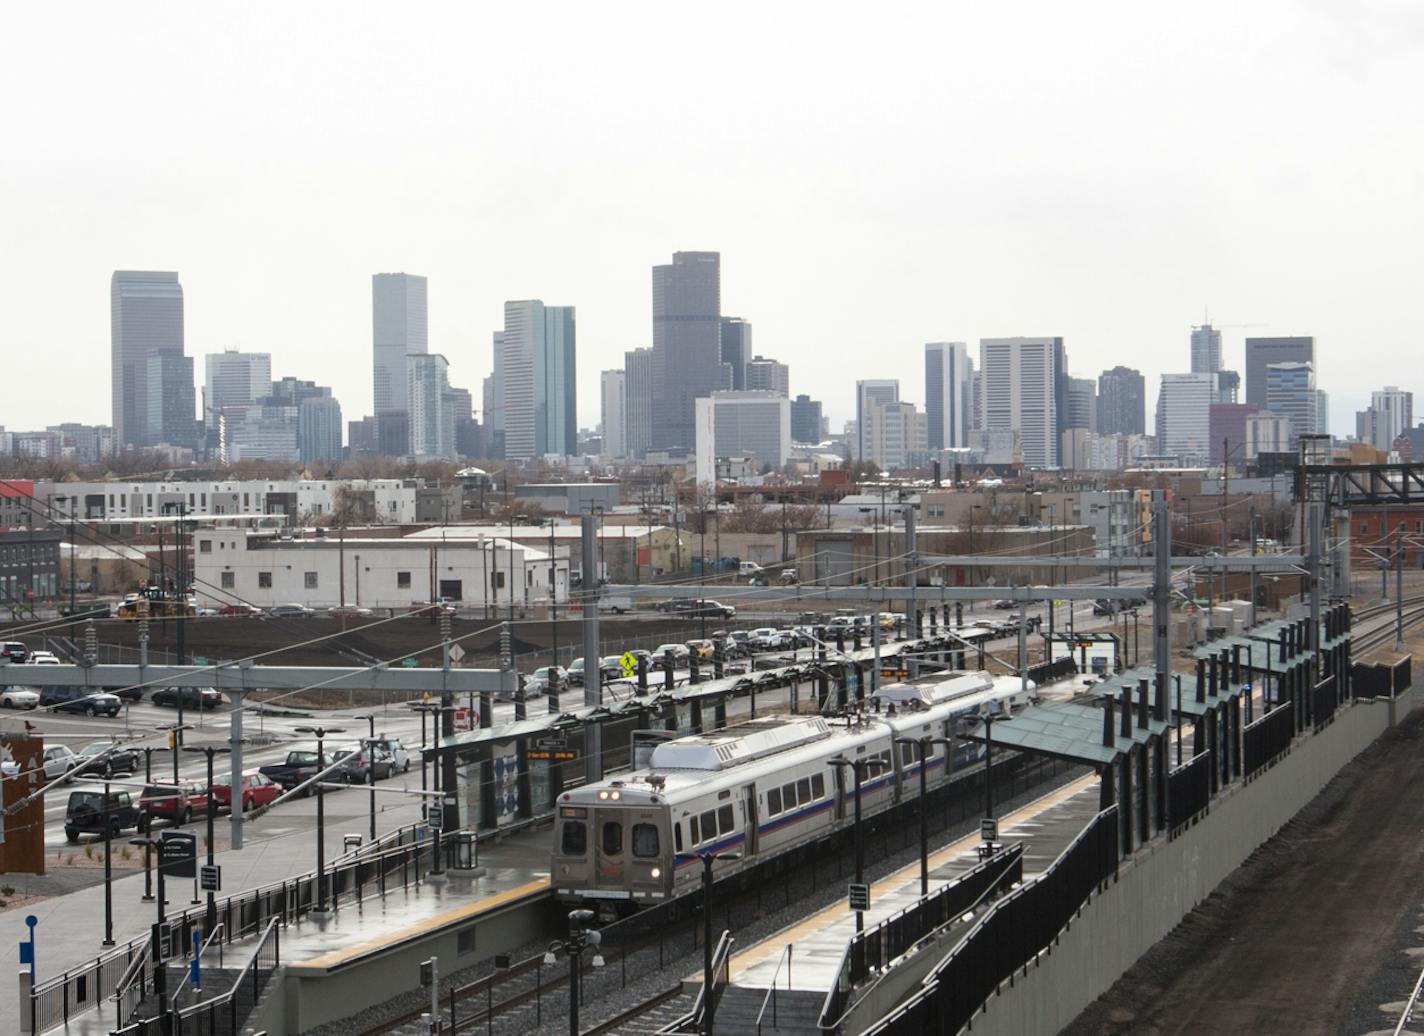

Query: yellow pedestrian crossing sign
left=619, top=652, right=637, bottom=678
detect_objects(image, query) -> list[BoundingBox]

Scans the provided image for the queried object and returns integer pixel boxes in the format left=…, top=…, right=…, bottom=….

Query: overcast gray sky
left=3, top=1, right=1421, bottom=440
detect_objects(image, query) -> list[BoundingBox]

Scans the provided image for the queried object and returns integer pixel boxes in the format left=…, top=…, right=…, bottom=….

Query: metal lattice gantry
left=1305, top=462, right=1424, bottom=506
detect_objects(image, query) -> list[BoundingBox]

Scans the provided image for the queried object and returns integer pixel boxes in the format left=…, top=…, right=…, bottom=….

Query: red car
left=139, top=780, right=214, bottom=824
left=210, top=770, right=282, bottom=812
left=217, top=604, right=263, bottom=618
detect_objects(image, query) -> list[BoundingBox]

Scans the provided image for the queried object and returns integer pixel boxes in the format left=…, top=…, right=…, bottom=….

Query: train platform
left=728, top=772, right=1103, bottom=992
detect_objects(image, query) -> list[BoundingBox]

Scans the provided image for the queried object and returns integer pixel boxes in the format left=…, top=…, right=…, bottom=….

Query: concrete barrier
left=957, top=686, right=1416, bottom=1036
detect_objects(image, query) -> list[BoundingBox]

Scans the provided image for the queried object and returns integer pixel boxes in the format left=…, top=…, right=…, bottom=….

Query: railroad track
left=582, top=984, right=687, bottom=1035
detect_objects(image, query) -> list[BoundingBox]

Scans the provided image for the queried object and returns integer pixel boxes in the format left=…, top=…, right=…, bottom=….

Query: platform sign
left=848, top=883, right=870, bottom=912
left=401, top=658, right=419, bottom=667
left=159, top=831, right=198, bottom=878
left=200, top=864, right=221, bottom=892
left=452, top=707, right=474, bottom=732
left=619, top=652, right=637, bottom=678
left=527, top=750, right=577, bottom=761
left=980, top=818, right=999, bottom=843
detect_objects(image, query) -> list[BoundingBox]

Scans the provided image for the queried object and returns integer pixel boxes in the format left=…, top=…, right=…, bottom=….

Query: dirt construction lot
left=1064, top=701, right=1424, bottom=1036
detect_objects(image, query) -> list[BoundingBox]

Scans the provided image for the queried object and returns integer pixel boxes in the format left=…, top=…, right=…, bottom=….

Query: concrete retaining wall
left=962, top=687, right=1417, bottom=1036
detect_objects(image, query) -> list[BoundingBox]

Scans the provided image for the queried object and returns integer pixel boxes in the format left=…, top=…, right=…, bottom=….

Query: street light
left=182, top=742, right=231, bottom=935
left=671, top=851, right=741, bottom=1035
left=354, top=713, right=378, bottom=842
left=409, top=701, right=456, bottom=872
left=893, top=736, right=954, bottom=896
left=828, top=756, right=867, bottom=933
left=293, top=725, right=344, bottom=913
left=543, top=908, right=604, bottom=1036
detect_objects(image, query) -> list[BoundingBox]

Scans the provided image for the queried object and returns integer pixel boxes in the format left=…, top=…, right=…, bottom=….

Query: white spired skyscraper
left=111, top=271, right=186, bottom=449
left=372, top=272, right=428, bottom=418
left=924, top=342, right=972, bottom=450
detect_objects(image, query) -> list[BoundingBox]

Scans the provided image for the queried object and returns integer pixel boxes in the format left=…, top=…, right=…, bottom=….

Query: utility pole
left=1395, top=520, right=1406, bottom=652
left=904, top=503, right=918, bottom=637
left=581, top=513, right=603, bottom=784
left=1249, top=505, right=1258, bottom=626
left=1153, top=490, right=1171, bottom=694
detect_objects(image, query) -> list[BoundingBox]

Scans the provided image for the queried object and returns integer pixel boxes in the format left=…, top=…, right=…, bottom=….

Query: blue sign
left=190, top=930, right=201, bottom=990
left=21, top=914, right=37, bottom=983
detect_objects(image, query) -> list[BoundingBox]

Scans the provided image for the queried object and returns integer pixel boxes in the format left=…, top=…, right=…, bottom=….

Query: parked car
left=408, top=601, right=456, bottom=617
left=1, top=641, right=31, bottom=664
left=108, top=684, right=144, bottom=702
left=598, top=595, right=633, bottom=615
left=40, top=687, right=122, bottom=717
left=151, top=686, right=224, bottom=710
left=65, top=787, right=143, bottom=842
left=333, top=746, right=395, bottom=783
left=27, top=651, right=62, bottom=665
left=210, top=770, right=282, bottom=812
left=41, top=744, right=81, bottom=779
left=75, top=741, right=140, bottom=779
left=367, top=736, right=411, bottom=773
left=567, top=657, right=587, bottom=686
left=991, top=599, right=1017, bottom=611
left=523, top=666, right=567, bottom=697
left=139, top=780, right=213, bottom=824
left=0, top=685, right=39, bottom=709
left=686, top=639, right=715, bottom=659
left=652, top=643, right=691, bottom=666
left=749, top=628, right=792, bottom=651
left=268, top=603, right=316, bottom=619
left=327, top=605, right=374, bottom=619
left=1092, top=599, right=1122, bottom=616
left=217, top=604, right=264, bottom=618
left=724, top=630, right=752, bottom=657
left=258, top=748, right=333, bottom=794
left=599, top=656, right=627, bottom=682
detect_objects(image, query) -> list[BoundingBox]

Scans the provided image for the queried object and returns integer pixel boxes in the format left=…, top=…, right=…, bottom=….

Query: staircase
left=703, top=986, right=825, bottom=1035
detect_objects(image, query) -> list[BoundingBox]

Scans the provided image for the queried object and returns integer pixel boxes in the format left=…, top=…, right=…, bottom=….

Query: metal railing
left=756, top=943, right=794, bottom=1035
left=662, top=931, right=733, bottom=1035
left=1243, top=701, right=1295, bottom=779
left=819, top=845, right=1025, bottom=1031
left=170, top=923, right=226, bottom=1007
left=27, top=939, right=146, bottom=1034
left=1167, top=752, right=1212, bottom=833
left=110, top=940, right=154, bottom=1029
left=858, top=806, right=1119, bottom=1036
left=171, top=917, right=279, bottom=1036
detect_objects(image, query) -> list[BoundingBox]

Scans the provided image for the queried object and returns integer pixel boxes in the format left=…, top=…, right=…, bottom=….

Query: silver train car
left=551, top=672, right=1025, bottom=904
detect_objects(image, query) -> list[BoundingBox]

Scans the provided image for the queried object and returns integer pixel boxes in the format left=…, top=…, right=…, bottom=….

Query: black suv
left=40, top=687, right=122, bottom=717
left=1, top=641, right=30, bottom=663
left=65, top=788, right=143, bottom=842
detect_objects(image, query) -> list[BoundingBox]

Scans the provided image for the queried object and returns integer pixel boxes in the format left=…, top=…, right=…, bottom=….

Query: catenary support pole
left=581, top=514, right=603, bottom=784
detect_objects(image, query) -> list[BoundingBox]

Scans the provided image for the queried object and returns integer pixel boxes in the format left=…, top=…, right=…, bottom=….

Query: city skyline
left=5, top=5, right=1417, bottom=440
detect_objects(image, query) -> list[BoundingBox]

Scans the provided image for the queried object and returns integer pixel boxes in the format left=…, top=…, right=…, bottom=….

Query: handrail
left=175, top=917, right=278, bottom=1020
left=1394, top=959, right=1424, bottom=1036
left=755, top=942, right=794, bottom=1035
left=169, top=922, right=225, bottom=1004
left=661, top=931, right=733, bottom=1034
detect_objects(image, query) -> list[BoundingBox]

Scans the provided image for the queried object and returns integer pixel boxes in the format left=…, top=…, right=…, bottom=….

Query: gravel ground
left=307, top=760, right=1085, bottom=1036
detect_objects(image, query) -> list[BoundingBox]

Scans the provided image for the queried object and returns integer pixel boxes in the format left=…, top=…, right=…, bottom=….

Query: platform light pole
left=354, top=713, right=378, bottom=841
left=672, top=851, right=740, bottom=1035
left=294, top=724, right=343, bottom=913
left=894, top=736, right=953, bottom=896
left=543, top=908, right=604, bottom=1036
left=828, top=756, right=867, bottom=933
left=182, top=743, right=229, bottom=934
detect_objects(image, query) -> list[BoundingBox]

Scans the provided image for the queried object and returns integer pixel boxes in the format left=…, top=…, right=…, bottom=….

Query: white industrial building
left=193, top=528, right=567, bottom=612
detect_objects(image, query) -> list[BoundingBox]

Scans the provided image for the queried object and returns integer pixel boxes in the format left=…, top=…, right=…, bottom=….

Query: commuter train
left=551, top=671, right=1036, bottom=904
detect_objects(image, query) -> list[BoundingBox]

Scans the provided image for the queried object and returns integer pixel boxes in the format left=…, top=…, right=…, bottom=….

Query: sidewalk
left=0, top=789, right=426, bottom=983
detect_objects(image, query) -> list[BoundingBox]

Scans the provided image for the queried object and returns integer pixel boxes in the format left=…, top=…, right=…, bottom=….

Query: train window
left=700, top=810, right=718, bottom=842
left=768, top=788, right=782, bottom=815
left=601, top=822, right=623, bottom=856
left=689, top=816, right=700, bottom=844
left=632, top=824, right=659, bottom=858
left=717, top=805, right=734, bottom=835
left=812, top=774, right=825, bottom=799
left=675, top=823, right=684, bottom=852
left=796, top=778, right=811, bottom=804
left=561, top=821, right=587, bottom=856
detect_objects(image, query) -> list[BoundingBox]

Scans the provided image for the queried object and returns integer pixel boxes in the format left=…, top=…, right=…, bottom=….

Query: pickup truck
left=257, top=749, right=332, bottom=797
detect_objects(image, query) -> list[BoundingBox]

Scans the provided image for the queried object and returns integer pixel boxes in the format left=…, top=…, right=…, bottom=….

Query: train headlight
left=650, top=867, right=661, bottom=879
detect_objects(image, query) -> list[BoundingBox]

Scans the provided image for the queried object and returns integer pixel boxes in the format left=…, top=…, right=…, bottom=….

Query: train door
left=743, top=784, right=760, bottom=854
left=594, top=808, right=627, bottom=890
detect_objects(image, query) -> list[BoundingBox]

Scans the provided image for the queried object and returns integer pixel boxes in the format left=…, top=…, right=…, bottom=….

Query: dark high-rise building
left=651, top=251, right=721, bottom=453
left=1097, top=366, right=1146, bottom=436
left=145, top=353, right=197, bottom=448
left=790, top=394, right=823, bottom=444
left=1210, top=403, right=1258, bottom=465
left=924, top=342, right=972, bottom=450
left=1245, top=336, right=1314, bottom=410
left=720, top=317, right=752, bottom=391
left=111, top=270, right=185, bottom=449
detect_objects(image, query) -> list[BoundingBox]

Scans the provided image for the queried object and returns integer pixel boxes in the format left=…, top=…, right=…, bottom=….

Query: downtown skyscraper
left=372, top=272, right=428, bottom=455
left=111, top=270, right=188, bottom=449
left=978, top=336, right=1067, bottom=468
left=651, top=251, right=721, bottom=453
left=924, top=342, right=973, bottom=450
left=491, top=300, right=576, bottom=462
